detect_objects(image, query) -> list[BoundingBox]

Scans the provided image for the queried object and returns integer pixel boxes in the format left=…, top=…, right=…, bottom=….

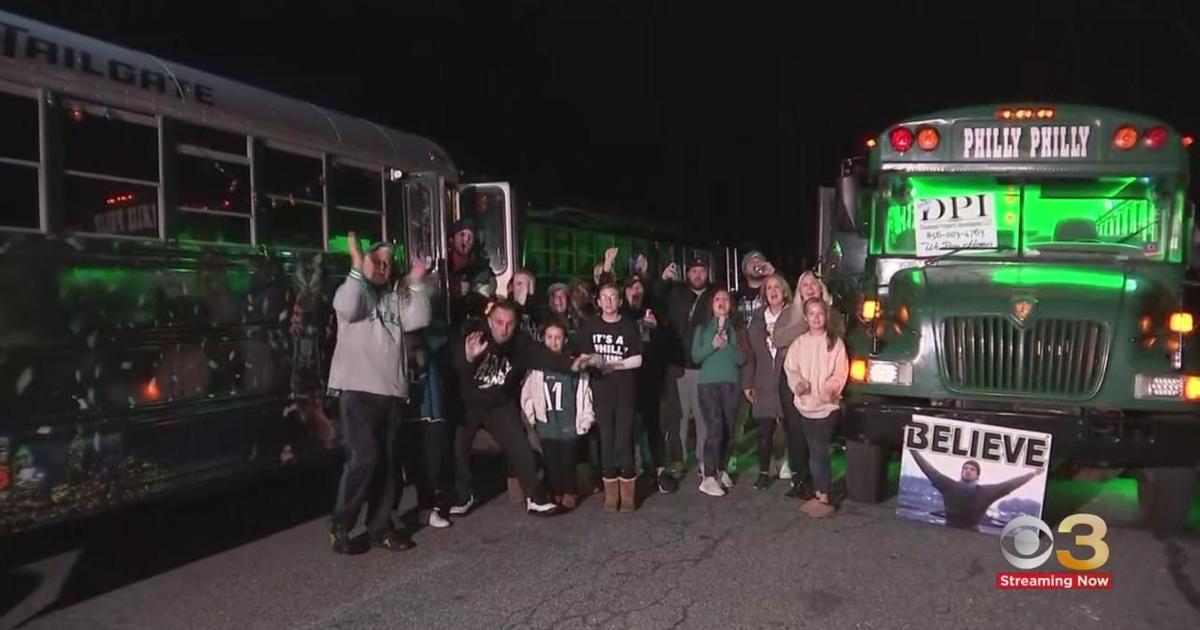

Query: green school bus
left=823, top=104, right=1200, bottom=533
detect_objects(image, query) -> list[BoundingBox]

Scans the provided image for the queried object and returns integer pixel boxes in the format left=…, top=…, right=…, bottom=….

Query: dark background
left=6, top=0, right=1200, bottom=269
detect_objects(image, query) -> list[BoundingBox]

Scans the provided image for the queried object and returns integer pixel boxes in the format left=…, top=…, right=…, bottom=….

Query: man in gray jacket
left=328, top=232, right=430, bottom=554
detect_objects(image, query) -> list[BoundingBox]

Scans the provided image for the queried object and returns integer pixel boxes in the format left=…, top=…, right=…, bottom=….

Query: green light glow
left=327, top=235, right=373, bottom=256
left=881, top=175, right=1168, bottom=257
left=991, top=267, right=1135, bottom=291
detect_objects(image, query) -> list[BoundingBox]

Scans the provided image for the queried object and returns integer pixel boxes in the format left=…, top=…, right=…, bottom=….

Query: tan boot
left=507, top=477, right=525, bottom=504
left=602, top=478, right=619, bottom=512
left=618, top=477, right=637, bottom=513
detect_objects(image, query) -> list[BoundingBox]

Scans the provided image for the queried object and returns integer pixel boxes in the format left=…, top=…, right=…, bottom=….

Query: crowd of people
left=324, top=219, right=850, bottom=554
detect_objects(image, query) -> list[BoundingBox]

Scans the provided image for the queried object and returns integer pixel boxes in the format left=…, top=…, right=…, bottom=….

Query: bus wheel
left=845, top=439, right=887, bottom=504
left=1137, top=467, right=1197, bottom=536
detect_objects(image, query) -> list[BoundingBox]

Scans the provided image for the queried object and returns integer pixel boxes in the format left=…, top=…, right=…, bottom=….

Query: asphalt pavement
left=2, top=455, right=1198, bottom=630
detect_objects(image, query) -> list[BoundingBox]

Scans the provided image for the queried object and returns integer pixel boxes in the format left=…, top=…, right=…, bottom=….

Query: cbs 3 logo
left=999, top=514, right=1110, bottom=571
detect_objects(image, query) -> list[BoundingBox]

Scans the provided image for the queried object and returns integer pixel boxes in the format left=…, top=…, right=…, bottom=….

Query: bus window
left=0, top=90, right=39, bottom=230
left=327, top=161, right=383, bottom=252
left=61, top=99, right=159, bottom=237
left=403, top=177, right=436, bottom=266
left=459, top=185, right=508, bottom=276
left=256, top=145, right=323, bottom=249
left=174, top=122, right=252, bottom=244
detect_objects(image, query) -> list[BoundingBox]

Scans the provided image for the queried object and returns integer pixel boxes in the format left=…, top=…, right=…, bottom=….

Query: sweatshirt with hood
left=328, top=268, right=431, bottom=399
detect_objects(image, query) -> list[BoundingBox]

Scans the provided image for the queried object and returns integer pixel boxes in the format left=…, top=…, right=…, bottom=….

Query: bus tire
left=1137, top=467, right=1196, bottom=536
left=845, top=439, right=887, bottom=504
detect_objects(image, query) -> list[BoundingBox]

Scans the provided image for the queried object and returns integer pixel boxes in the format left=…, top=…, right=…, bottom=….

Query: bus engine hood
left=902, top=262, right=1146, bottom=324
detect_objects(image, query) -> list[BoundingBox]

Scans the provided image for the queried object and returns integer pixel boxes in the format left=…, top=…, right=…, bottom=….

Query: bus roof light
left=1144, top=126, right=1169, bottom=150
left=1036, top=108, right=1055, bottom=119
left=1014, top=108, right=1034, bottom=120
left=866, top=138, right=877, bottom=149
left=1113, top=125, right=1139, bottom=150
left=997, top=109, right=1013, bottom=119
left=889, top=127, right=914, bottom=153
left=1182, top=135, right=1193, bottom=148
left=917, top=127, right=940, bottom=151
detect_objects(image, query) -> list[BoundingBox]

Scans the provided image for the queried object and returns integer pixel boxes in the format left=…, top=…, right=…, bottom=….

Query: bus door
left=457, top=182, right=515, bottom=298
left=724, top=246, right=741, bottom=293
left=389, top=171, right=449, bottom=318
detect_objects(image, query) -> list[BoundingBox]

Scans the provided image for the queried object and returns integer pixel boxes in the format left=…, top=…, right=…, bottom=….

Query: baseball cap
left=547, top=282, right=569, bottom=296
left=687, top=257, right=707, bottom=272
left=741, top=250, right=765, bottom=271
left=450, top=217, right=476, bottom=236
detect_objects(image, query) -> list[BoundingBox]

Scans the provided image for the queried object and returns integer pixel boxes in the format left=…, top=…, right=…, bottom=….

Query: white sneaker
left=699, top=477, right=726, bottom=497
left=526, top=498, right=561, bottom=516
left=779, top=461, right=793, bottom=480
left=449, top=494, right=474, bottom=516
left=719, top=471, right=734, bottom=490
left=428, top=509, right=451, bottom=529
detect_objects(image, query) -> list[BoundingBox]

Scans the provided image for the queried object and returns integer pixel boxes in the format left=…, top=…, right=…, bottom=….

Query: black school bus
left=0, top=11, right=537, bottom=533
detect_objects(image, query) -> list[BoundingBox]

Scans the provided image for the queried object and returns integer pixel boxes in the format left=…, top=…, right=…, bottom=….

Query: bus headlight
left=852, top=359, right=913, bottom=386
left=1134, top=374, right=1200, bottom=401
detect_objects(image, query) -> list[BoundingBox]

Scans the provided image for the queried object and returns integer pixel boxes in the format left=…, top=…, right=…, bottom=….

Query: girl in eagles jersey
left=520, top=320, right=596, bottom=510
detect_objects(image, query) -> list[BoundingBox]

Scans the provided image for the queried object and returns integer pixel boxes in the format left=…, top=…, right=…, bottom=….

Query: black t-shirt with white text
left=576, top=316, right=643, bottom=399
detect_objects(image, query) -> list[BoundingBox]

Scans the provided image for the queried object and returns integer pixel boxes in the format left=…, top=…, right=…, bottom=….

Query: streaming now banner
left=996, top=573, right=1114, bottom=591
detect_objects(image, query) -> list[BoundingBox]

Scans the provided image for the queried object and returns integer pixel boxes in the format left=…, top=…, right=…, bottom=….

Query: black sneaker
left=657, top=471, right=679, bottom=494
left=449, top=493, right=475, bottom=516
left=526, top=498, right=562, bottom=517
left=785, top=482, right=815, bottom=501
left=753, top=473, right=772, bottom=491
left=372, top=530, right=416, bottom=551
left=329, top=525, right=366, bottom=555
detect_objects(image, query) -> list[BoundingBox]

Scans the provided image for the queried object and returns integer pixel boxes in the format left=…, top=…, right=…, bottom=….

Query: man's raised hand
left=465, top=331, right=489, bottom=362
left=348, top=231, right=363, bottom=271
left=409, top=256, right=431, bottom=284
left=603, top=247, right=619, bottom=272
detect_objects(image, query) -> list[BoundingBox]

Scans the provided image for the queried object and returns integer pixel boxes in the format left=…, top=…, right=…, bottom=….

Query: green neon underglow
left=61, top=267, right=135, bottom=287
left=991, top=267, right=1137, bottom=291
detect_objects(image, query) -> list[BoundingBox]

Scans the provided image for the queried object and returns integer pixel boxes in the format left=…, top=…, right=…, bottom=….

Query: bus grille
left=941, top=317, right=1108, bottom=397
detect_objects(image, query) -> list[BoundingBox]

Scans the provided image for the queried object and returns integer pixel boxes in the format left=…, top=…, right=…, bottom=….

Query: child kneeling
left=521, top=321, right=595, bottom=509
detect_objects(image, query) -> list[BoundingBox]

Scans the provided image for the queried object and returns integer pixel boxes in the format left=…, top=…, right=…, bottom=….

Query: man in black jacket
left=656, top=258, right=716, bottom=478
left=450, top=300, right=597, bottom=516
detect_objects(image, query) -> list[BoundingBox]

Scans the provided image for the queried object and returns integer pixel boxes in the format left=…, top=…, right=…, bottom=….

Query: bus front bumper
left=841, top=399, right=1200, bottom=468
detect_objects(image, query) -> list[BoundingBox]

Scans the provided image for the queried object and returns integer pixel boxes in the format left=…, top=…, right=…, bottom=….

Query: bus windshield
left=878, top=174, right=1185, bottom=262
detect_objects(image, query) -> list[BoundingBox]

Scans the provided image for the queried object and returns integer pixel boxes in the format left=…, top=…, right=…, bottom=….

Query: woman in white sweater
left=782, top=297, right=849, bottom=518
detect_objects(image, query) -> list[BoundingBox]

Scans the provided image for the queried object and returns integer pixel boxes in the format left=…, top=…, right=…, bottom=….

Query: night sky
left=7, top=0, right=1200, bottom=271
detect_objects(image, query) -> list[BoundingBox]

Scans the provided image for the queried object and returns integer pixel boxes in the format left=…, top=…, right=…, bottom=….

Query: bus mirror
left=837, top=173, right=858, bottom=230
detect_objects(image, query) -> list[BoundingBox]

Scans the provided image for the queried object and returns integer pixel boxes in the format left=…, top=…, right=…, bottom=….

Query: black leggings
left=541, top=438, right=579, bottom=495
left=756, top=417, right=785, bottom=473
left=778, top=365, right=812, bottom=486
left=595, top=393, right=636, bottom=478
left=636, top=373, right=668, bottom=472
left=698, top=382, right=739, bottom=477
left=797, top=411, right=838, bottom=494
left=398, top=420, right=452, bottom=512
